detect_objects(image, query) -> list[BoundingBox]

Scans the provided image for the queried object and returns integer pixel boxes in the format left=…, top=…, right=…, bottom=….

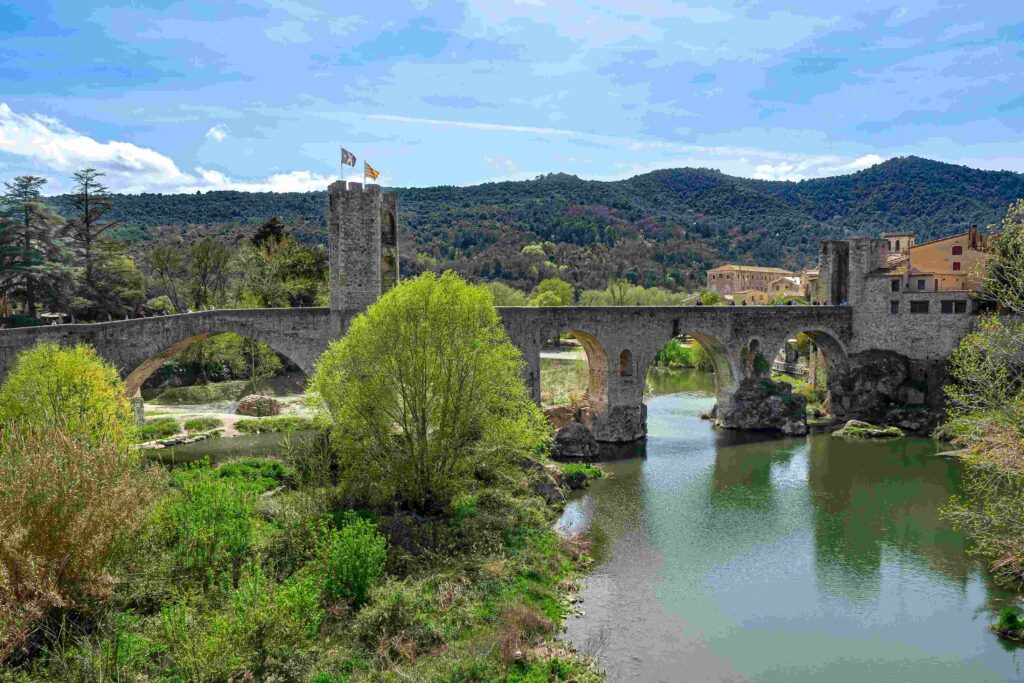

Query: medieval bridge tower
left=327, top=180, right=400, bottom=330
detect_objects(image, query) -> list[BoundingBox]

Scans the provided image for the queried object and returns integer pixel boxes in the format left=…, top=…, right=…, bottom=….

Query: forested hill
left=43, top=156, right=1024, bottom=290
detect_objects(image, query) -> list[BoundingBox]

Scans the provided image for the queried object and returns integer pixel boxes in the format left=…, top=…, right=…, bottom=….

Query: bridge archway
left=641, top=329, right=737, bottom=401
left=765, top=326, right=849, bottom=415
left=124, top=330, right=310, bottom=398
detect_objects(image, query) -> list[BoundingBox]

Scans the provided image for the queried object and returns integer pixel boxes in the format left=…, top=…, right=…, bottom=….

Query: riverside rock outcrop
left=717, top=378, right=808, bottom=436
left=552, top=422, right=601, bottom=462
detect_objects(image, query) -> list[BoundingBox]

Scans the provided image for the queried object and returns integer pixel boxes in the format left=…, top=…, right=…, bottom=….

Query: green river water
left=560, top=370, right=1024, bottom=682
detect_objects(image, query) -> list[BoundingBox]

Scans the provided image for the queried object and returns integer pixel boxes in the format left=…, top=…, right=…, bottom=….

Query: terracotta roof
left=707, top=264, right=794, bottom=274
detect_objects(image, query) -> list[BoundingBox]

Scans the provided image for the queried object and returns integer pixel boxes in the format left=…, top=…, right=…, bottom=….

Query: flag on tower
left=364, top=161, right=380, bottom=181
left=341, top=147, right=356, bottom=167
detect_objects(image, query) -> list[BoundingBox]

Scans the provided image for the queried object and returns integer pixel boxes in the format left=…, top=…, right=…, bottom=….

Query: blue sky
left=2, top=0, right=1023, bottom=193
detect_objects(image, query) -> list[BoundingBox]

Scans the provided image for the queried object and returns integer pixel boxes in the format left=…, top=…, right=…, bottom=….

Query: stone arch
left=770, top=326, right=849, bottom=376
left=123, top=330, right=309, bottom=397
left=619, top=349, right=633, bottom=377
left=381, top=210, right=398, bottom=292
left=568, top=328, right=608, bottom=416
left=641, top=329, right=737, bottom=399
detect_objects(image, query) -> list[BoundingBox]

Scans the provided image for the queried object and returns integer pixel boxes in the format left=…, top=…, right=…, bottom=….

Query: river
left=559, top=369, right=1024, bottom=683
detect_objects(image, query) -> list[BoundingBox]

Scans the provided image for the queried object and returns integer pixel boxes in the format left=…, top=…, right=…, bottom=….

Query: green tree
left=147, top=243, right=187, bottom=313
left=189, top=237, right=232, bottom=309
left=67, top=168, right=122, bottom=298
left=308, top=272, right=550, bottom=513
left=985, top=198, right=1024, bottom=315
left=0, top=176, right=72, bottom=317
left=72, top=240, right=146, bottom=320
left=235, top=233, right=327, bottom=308
left=481, top=281, right=528, bottom=306
left=0, top=342, right=137, bottom=449
left=529, top=277, right=574, bottom=306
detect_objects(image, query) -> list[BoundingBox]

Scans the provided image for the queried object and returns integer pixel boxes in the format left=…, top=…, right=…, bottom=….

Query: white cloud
left=205, top=124, right=228, bottom=142
left=0, top=103, right=335, bottom=193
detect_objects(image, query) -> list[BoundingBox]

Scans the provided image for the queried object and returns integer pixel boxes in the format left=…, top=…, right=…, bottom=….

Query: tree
left=481, top=281, right=528, bottom=306
left=67, top=168, right=122, bottom=298
left=189, top=237, right=232, bottom=309
left=147, top=244, right=187, bottom=313
left=0, top=342, right=137, bottom=449
left=0, top=176, right=71, bottom=317
left=235, top=233, right=327, bottom=308
left=529, top=277, right=574, bottom=306
left=72, top=240, right=145, bottom=320
left=985, top=198, right=1024, bottom=315
left=308, top=272, right=550, bottom=513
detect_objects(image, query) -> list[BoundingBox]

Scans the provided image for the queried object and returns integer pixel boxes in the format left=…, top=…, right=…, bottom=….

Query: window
left=910, top=301, right=929, bottom=314
left=890, top=301, right=899, bottom=314
left=952, top=262, right=961, bottom=271
left=952, top=245, right=963, bottom=255
left=896, top=239, right=901, bottom=250
left=954, top=300, right=967, bottom=313
left=917, top=279, right=926, bottom=290
left=619, top=349, right=633, bottom=377
left=891, top=279, right=900, bottom=292
left=941, top=300, right=954, bottom=314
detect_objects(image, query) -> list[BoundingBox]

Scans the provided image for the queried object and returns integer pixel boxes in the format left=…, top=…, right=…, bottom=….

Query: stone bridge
left=0, top=301, right=852, bottom=442
left=0, top=180, right=978, bottom=441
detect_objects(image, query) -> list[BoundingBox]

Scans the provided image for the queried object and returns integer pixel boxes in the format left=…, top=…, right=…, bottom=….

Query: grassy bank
left=5, top=451, right=602, bottom=682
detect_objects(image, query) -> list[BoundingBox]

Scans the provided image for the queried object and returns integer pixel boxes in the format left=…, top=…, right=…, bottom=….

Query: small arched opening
left=381, top=211, right=399, bottom=292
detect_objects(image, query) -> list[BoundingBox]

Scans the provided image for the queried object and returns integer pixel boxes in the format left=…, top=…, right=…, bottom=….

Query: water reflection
left=564, top=370, right=1024, bottom=683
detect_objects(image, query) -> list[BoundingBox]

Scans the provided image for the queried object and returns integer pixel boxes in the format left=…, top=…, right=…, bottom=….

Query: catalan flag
left=364, top=161, right=380, bottom=181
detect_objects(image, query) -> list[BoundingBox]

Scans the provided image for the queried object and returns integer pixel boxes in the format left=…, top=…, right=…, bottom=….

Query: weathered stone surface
left=520, top=458, right=566, bottom=505
left=544, top=404, right=577, bottom=430
left=827, top=350, right=945, bottom=433
left=717, top=378, right=808, bottom=436
left=552, top=422, right=600, bottom=461
left=236, top=394, right=282, bottom=417
left=832, top=419, right=905, bottom=439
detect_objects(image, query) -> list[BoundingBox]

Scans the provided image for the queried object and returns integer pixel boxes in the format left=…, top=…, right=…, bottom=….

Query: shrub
left=309, top=272, right=550, bottom=513
left=994, top=607, right=1024, bottom=640
left=0, top=428, right=150, bottom=660
left=235, top=415, right=314, bottom=434
left=138, top=416, right=181, bottom=441
left=352, top=579, right=440, bottom=660
left=319, top=514, right=388, bottom=607
left=558, top=462, right=602, bottom=490
left=153, top=468, right=256, bottom=586
left=215, top=457, right=295, bottom=493
left=0, top=342, right=136, bottom=447
left=184, top=416, right=222, bottom=432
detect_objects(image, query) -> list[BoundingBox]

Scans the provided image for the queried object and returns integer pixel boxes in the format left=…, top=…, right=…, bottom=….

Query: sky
left=1, top=0, right=1023, bottom=193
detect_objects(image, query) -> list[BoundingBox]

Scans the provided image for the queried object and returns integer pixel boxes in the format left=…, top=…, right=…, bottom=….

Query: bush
left=352, top=579, right=440, bottom=660
left=994, top=607, right=1024, bottom=640
left=558, top=462, right=602, bottom=490
left=152, top=467, right=256, bottom=586
left=138, top=416, right=181, bottom=441
left=319, top=514, right=388, bottom=607
left=215, top=457, right=295, bottom=493
left=0, top=342, right=136, bottom=447
left=184, top=416, right=222, bottom=432
left=0, top=428, right=150, bottom=660
left=236, top=415, right=314, bottom=434
left=309, top=272, right=550, bottom=513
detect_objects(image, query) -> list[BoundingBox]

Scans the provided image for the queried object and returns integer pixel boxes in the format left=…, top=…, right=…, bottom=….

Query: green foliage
left=352, top=579, right=441, bottom=657
left=993, top=607, right=1024, bottom=640
left=151, top=465, right=256, bottom=586
left=481, top=280, right=529, bottom=306
left=138, top=416, right=182, bottom=441
left=235, top=231, right=328, bottom=308
left=557, top=462, right=603, bottom=490
left=184, top=416, right=222, bottom=432
left=529, top=277, right=574, bottom=306
left=235, top=415, right=314, bottom=434
left=145, top=378, right=253, bottom=404
left=318, top=514, right=388, bottom=607
left=0, top=342, right=137, bottom=448
left=653, top=338, right=714, bottom=372
left=309, top=271, right=550, bottom=513
left=579, top=279, right=688, bottom=305
left=985, top=198, right=1024, bottom=315
left=215, top=457, right=295, bottom=493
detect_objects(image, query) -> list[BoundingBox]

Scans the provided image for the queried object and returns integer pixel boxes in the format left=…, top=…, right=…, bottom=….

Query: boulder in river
left=552, top=421, right=600, bottom=462
left=832, top=419, right=905, bottom=439
left=236, top=394, right=282, bottom=417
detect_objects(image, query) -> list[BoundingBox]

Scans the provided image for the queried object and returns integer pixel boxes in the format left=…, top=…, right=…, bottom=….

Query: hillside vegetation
left=43, top=157, right=1024, bottom=290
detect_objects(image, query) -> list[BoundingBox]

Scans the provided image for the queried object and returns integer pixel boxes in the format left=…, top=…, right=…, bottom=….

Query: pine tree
left=0, top=176, right=70, bottom=318
left=68, top=168, right=122, bottom=298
